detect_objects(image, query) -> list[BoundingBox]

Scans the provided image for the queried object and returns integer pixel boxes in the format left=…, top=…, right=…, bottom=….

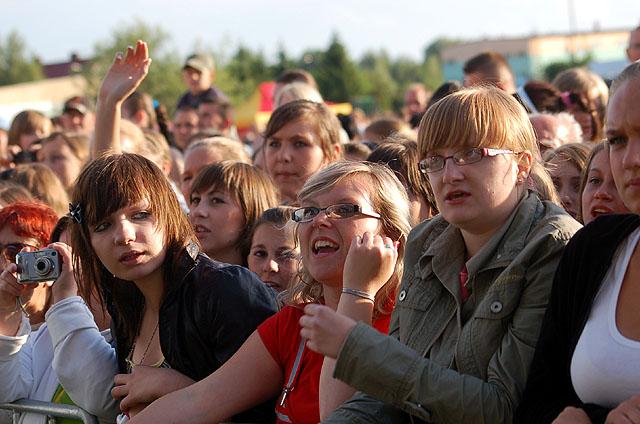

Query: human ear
left=516, top=151, right=533, bottom=183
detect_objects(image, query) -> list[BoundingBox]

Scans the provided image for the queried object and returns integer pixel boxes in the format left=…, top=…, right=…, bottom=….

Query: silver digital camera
left=16, top=248, right=61, bottom=284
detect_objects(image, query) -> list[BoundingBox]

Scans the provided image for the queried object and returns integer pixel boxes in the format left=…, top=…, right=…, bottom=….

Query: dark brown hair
left=69, top=153, right=196, bottom=346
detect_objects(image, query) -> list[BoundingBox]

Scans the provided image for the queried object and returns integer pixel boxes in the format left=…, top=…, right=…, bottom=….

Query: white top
left=571, top=227, right=640, bottom=408
left=0, top=297, right=116, bottom=424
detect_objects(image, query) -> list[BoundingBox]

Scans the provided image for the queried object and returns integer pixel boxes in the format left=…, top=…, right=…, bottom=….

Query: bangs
left=74, top=154, right=167, bottom=226
left=417, top=87, right=524, bottom=158
left=190, top=162, right=236, bottom=201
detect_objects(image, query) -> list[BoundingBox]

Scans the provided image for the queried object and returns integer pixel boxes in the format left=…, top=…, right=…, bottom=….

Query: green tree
left=86, top=18, right=183, bottom=114
left=217, top=44, right=272, bottom=105
left=313, top=34, right=363, bottom=102
left=0, top=31, right=43, bottom=86
left=543, top=55, right=592, bottom=81
left=359, top=50, right=398, bottom=112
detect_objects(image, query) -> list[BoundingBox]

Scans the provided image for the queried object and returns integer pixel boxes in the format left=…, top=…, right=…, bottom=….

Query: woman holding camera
left=0, top=203, right=84, bottom=424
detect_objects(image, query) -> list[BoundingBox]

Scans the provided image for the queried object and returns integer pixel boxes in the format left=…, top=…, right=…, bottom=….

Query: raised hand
left=342, top=231, right=398, bottom=296
left=98, top=40, right=151, bottom=106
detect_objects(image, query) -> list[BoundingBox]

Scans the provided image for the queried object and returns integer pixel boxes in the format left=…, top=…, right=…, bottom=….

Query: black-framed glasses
left=292, top=204, right=381, bottom=223
left=418, top=147, right=515, bottom=174
left=0, top=242, right=38, bottom=263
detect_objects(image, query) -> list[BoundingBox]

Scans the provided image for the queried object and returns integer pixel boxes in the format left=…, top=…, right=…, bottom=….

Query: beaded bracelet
left=341, top=288, right=375, bottom=303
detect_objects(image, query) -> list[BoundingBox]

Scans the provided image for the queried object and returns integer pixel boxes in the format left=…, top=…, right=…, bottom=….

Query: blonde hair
left=42, top=131, right=90, bottom=163
left=12, top=164, right=69, bottom=216
left=417, top=86, right=558, bottom=205
left=274, top=82, right=324, bottom=108
left=185, top=136, right=250, bottom=164
left=286, top=161, right=411, bottom=317
left=8, top=110, right=52, bottom=146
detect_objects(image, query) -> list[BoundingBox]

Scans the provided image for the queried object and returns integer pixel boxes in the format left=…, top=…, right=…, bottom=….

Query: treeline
left=0, top=20, right=457, bottom=115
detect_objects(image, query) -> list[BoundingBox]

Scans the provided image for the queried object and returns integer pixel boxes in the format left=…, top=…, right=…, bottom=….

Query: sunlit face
left=89, top=200, right=166, bottom=285
left=548, top=155, right=581, bottom=220
left=581, top=149, right=630, bottom=224
left=627, top=29, right=640, bottom=62
left=426, top=147, right=527, bottom=236
left=567, top=105, right=593, bottom=141
left=297, top=176, right=382, bottom=287
left=404, top=88, right=427, bottom=116
left=248, top=223, right=298, bottom=292
left=607, top=78, right=640, bottom=213
left=189, top=188, right=245, bottom=262
left=198, top=103, right=224, bottom=131
left=182, top=67, right=212, bottom=94
left=173, top=110, right=199, bottom=150
left=40, top=136, right=83, bottom=190
left=180, top=146, right=224, bottom=199
left=265, top=118, right=330, bottom=203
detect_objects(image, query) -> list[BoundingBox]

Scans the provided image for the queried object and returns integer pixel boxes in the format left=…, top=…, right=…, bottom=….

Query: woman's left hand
left=342, top=232, right=398, bottom=296
left=299, top=304, right=356, bottom=358
left=112, top=367, right=194, bottom=414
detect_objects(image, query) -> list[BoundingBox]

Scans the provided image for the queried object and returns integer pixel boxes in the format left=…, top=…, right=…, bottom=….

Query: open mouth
left=590, top=205, right=613, bottom=218
left=119, top=251, right=143, bottom=263
left=312, top=239, right=339, bottom=255
left=194, top=225, right=210, bottom=235
left=445, top=190, right=470, bottom=202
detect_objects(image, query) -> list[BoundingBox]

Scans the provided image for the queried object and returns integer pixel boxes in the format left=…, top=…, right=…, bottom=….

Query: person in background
left=553, top=68, right=608, bottom=142
left=463, top=51, right=517, bottom=94
left=626, top=25, right=640, bottom=62
left=122, top=91, right=158, bottom=131
left=516, top=60, right=640, bottom=424
left=402, top=83, right=431, bottom=125
left=545, top=143, right=591, bottom=221
left=197, top=98, right=235, bottom=138
left=172, top=106, right=199, bottom=151
left=579, top=141, right=630, bottom=224
left=273, top=68, right=319, bottom=103
left=273, top=82, right=323, bottom=109
left=177, top=53, right=228, bottom=110
left=247, top=206, right=299, bottom=293
left=263, top=100, right=342, bottom=203
left=7, top=110, right=52, bottom=162
left=9, top=164, right=69, bottom=217
left=343, top=142, right=372, bottom=161
left=530, top=112, right=583, bottom=154
left=59, top=96, right=95, bottom=135
left=39, top=132, right=89, bottom=193
left=518, top=80, right=566, bottom=114
left=367, top=137, right=437, bottom=226
left=426, top=81, right=462, bottom=110
left=180, top=137, right=251, bottom=200
left=188, top=161, right=278, bottom=266
left=362, top=117, right=405, bottom=149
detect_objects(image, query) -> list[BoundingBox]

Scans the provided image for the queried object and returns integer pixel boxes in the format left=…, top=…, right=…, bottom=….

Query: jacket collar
left=418, top=191, right=541, bottom=292
left=166, top=241, right=199, bottom=291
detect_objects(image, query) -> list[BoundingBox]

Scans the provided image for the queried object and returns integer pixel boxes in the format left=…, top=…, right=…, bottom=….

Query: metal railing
left=0, top=399, right=98, bottom=424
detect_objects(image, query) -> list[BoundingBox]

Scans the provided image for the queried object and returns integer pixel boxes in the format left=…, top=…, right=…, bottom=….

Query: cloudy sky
left=2, top=0, right=638, bottom=63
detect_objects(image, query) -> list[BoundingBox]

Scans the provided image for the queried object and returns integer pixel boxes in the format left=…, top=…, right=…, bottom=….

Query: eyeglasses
left=292, top=204, right=381, bottom=223
left=418, top=148, right=516, bottom=174
left=0, top=242, right=38, bottom=263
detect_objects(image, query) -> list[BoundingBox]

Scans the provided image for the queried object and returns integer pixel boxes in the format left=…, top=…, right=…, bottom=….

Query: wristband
left=341, top=288, right=375, bottom=303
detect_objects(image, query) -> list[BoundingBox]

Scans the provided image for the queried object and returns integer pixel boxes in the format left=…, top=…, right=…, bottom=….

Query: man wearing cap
left=60, top=96, right=95, bottom=134
left=176, top=53, right=228, bottom=110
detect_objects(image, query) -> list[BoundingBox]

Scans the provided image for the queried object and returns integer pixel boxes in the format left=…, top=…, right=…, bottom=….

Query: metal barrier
left=0, top=399, right=98, bottom=424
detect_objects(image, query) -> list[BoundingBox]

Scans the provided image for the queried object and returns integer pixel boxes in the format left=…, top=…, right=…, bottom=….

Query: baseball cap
left=183, top=53, right=215, bottom=73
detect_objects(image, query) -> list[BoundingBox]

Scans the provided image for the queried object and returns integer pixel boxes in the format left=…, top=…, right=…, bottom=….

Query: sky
left=1, top=0, right=638, bottom=64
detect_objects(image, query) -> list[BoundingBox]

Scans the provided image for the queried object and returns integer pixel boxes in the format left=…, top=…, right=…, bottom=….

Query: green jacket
left=324, top=192, right=582, bottom=424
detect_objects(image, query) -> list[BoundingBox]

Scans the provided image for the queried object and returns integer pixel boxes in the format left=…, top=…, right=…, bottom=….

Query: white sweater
left=0, top=297, right=118, bottom=424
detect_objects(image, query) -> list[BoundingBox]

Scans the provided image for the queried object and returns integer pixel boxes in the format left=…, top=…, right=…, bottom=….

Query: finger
left=298, top=314, right=312, bottom=329
left=114, top=373, right=130, bottom=386
left=303, top=303, right=321, bottom=316
left=125, top=45, right=135, bottom=62
left=361, top=231, right=373, bottom=247
left=47, top=242, right=73, bottom=272
left=300, top=327, right=313, bottom=341
left=305, top=339, right=320, bottom=353
left=113, top=51, right=124, bottom=64
left=111, top=384, right=127, bottom=400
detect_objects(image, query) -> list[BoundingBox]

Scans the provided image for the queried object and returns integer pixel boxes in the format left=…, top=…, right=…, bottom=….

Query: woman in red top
left=130, top=160, right=411, bottom=424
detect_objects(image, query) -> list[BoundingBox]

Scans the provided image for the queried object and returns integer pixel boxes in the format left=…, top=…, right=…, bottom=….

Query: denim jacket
left=324, top=192, right=582, bottom=424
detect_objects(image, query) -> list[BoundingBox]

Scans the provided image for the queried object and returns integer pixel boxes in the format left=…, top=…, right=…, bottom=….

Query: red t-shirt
left=257, top=305, right=392, bottom=424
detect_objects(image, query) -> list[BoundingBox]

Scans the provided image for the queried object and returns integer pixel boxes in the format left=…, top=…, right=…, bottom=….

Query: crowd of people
left=0, top=24, right=639, bottom=424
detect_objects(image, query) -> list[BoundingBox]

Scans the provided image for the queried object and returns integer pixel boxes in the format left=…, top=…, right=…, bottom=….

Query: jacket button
left=399, top=290, right=407, bottom=301
left=490, top=301, right=503, bottom=314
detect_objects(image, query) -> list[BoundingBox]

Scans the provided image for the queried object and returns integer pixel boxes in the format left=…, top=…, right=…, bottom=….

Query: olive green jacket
left=324, top=192, right=582, bottom=424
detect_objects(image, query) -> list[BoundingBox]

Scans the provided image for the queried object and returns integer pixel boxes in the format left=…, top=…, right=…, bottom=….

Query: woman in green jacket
left=300, top=86, right=582, bottom=423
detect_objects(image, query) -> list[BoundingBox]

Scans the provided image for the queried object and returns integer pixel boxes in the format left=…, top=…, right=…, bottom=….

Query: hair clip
left=69, top=203, right=83, bottom=224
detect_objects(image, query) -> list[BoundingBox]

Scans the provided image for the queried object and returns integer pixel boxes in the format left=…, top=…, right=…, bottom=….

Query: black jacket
left=109, top=246, right=278, bottom=422
left=515, top=214, right=640, bottom=423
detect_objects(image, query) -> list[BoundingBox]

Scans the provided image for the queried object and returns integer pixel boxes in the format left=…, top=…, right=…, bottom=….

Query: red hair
left=0, top=201, right=58, bottom=247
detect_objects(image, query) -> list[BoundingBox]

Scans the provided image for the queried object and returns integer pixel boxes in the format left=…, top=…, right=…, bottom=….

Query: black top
left=109, top=247, right=278, bottom=423
left=515, top=214, right=640, bottom=423
left=176, top=86, right=228, bottom=110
